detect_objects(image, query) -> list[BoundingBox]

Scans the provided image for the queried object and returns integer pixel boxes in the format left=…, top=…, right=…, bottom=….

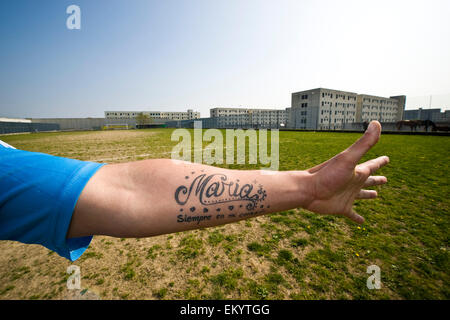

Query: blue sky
left=1, top=0, right=449, bottom=118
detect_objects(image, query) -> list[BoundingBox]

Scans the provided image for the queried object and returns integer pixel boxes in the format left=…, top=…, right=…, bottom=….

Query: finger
left=356, top=189, right=378, bottom=199
left=346, top=209, right=365, bottom=224
left=344, top=121, right=381, bottom=165
left=358, top=156, right=390, bottom=175
left=363, top=175, right=388, bottom=188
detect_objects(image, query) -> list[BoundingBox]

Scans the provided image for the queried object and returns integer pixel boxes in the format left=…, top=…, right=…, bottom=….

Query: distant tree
left=135, top=113, right=153, bottom=126
left=363, top=121, right=369, bottom=131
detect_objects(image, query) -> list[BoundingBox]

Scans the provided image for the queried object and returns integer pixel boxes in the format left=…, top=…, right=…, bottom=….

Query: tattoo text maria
left=175, top=173, right=267, bottom=224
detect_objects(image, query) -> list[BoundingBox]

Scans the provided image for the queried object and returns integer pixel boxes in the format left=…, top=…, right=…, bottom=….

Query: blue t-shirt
left=0, top=141, right=105, bottom=261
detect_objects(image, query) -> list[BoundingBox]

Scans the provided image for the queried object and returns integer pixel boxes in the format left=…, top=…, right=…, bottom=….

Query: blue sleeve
left=0, top=146, right=106, bottom=261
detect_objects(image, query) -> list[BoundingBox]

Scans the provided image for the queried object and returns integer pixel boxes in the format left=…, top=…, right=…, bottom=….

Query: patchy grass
left=177, top=234, right=204, bottom=260
left=0, top=129, right=448, bottom=299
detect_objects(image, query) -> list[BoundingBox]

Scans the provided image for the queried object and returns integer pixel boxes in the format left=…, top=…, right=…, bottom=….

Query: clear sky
left=1, top=0, right=449, bottom=118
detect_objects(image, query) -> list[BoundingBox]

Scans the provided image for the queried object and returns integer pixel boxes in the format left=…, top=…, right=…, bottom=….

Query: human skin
left=67, top=121, right=389, bottom=239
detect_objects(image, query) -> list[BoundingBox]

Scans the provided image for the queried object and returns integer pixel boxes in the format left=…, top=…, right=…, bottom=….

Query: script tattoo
left=175, top=173, right=267, bottom=211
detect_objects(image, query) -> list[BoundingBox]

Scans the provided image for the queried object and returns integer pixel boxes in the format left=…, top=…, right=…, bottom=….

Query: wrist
left=289, top=170, right=315, bottom=209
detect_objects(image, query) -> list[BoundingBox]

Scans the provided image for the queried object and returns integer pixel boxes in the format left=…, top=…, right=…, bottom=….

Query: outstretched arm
left=67, top=121, right=388, bottom=239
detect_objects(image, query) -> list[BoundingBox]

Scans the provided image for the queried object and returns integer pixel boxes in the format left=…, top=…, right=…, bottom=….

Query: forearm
left=68, top=159, right=314, bottom=238
left=68, top=121, right=388, bottom=237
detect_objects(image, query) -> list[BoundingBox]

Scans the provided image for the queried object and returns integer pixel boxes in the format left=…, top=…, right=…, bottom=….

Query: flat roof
left=357, top=94, right=399, bottom=101
left=292, top=88, right=358, bottom=95
left=211, top=107, right=285, bottom=111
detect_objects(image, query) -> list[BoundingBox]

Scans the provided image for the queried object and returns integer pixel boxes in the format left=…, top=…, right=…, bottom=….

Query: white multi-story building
left=210, top=107, right=287, bottom=128
left=287, top=88, right=405, bottom=130
left=104, top=109, right=200, bottom=122
left=357, top=95, right=405, bottom=124
left=288, top=88, right=358, bottom=130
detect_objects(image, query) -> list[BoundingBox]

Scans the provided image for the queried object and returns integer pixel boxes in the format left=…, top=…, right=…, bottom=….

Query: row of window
left=220, top=120, right=282, bottom=124
left=362, top=98, right=396, bottom=104
left=220, top=115, right=285, bottom=119
left=321, top=92, right=357, bottom=101
left=106, top=112, right=199, bottom=118
left=362, top=111, right=397, bottom=115
left=216, top=111, right=285, bottom=116
left=321, top=102, right=356, bottom=108
left=107, top=116, right=195, bottom=120
left=321, top=110, right=356, bottom=116
left=320, top=118, right=354, bottom=124
left=216, top=111, right=247, bottom=114
left=362, top=105, right=397, bottom=111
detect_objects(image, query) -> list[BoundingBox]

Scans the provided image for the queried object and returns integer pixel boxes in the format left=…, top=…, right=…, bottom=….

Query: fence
left=0, top=122, right=60, bottom=134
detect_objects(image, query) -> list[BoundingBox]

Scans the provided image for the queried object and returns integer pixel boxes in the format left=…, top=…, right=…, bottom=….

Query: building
left=210, top=107, right=287, bottom=128
left=357, top=94, right=405, bottom=123
left=287, top=88, right=406, bottom=130
left=105, top=109, right=200, bottom=124
left=288, top=88, right=358, bottom=130
left=433, top=110, right=450, bottom=123
left=403, top=108, right=443, bottom=122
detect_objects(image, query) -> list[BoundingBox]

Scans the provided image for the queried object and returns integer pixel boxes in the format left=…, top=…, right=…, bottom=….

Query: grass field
left=0, top=128, right=448, bottom=300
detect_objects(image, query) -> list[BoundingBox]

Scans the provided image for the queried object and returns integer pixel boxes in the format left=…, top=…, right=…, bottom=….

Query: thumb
left=345, top=121, right=381, bottom=164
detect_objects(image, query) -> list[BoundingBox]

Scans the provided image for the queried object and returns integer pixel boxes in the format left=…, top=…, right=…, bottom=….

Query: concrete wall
left=343, top=122, right=435, bottom=132
left=31, top=118, right=106, bottom=130
left=166, top=118, right=219, bottom=129
left=32, top=117, right=187, bottom=130
left=166, top=117, right=284, bottom=129
left=0, top=121, right=60, bottom=134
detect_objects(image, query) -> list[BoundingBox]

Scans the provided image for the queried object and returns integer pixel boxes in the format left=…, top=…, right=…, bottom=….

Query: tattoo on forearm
left=175, top=172, right=268, bottom=224
left=175, top=173, right=267, bottom=210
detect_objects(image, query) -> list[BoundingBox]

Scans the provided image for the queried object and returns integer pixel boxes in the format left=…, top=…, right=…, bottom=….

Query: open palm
left=305, top=121, right=389, bottom=224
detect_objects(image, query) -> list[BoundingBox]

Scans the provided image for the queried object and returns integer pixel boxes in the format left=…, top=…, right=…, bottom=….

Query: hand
left=304, top=121, right=389, bottom=224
